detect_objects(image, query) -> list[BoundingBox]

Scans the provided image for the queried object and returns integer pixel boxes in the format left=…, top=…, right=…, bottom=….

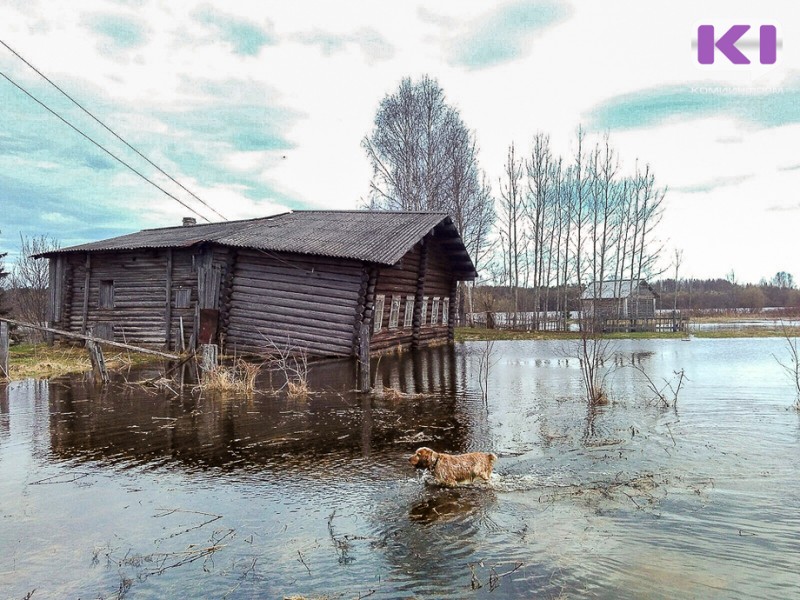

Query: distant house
left=38, top=211, right=476, bottom=358
left=581, top=279, right=658, bottom=320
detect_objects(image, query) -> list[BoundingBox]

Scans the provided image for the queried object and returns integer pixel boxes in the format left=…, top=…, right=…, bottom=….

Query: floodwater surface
left=1, top=338, right=799, bottom=599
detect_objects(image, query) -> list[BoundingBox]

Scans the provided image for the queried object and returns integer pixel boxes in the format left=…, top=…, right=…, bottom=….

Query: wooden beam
left=412, top=238, right=428, bottom=348
left=0, top=318, right=181, bottom=360
left=358, top=322, right=371, bottom=392
left=81, top=252, right=91, bottom=335
left=165, top=248, right=173, bottom=350
left=87, top=340, right=110, bottom=384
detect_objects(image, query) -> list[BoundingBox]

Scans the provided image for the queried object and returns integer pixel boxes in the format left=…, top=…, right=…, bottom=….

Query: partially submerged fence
left=0, top=317, right=181, bottom=382
left=464, top=311, right=688, bottom=333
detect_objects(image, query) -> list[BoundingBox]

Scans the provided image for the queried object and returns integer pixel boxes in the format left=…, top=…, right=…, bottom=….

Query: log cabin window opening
left=99, top=280, right=114, bottom=309
left=421, top=296, right=429, bottom=326
left=403, top=295, right=414, bottom=328
left=374, top=294, right=385, bottom=333
left=431, top=297, right=440, bottom=324
left=388, top=295, right=401, bottom=329
left=175, top=288, right=191, bottom=309
left=442, top=298, right=449, bottom=325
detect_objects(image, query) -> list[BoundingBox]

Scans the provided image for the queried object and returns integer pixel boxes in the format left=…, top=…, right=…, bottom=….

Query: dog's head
left=409, top=447, right=435, bottom=470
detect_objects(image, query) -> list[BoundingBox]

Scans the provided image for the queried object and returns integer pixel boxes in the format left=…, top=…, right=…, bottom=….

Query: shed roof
left=40, top=210, right=477, bottom=278
left=581, top=279, right=658, bottom=300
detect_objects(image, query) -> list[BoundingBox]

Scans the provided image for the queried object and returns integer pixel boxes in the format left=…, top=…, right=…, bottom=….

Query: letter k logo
left=697, top=25, right=777, bottom=65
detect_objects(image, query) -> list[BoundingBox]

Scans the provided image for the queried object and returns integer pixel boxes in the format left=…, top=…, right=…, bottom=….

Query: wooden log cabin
left=38, top=211, right=476, bottom=359
left=581, top=279, right=658, bottom=320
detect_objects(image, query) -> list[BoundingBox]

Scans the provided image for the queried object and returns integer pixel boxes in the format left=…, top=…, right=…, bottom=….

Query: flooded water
left=1, top=338, right=799, bottom=599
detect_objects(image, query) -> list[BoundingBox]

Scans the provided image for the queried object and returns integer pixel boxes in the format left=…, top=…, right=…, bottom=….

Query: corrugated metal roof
left=581, top=279, right=657, bottom=299
left=41, top=210, right=477, bottom=278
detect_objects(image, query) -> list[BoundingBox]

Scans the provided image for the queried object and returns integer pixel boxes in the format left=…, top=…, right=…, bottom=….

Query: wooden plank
left=81, top=253, right=91, bottom=335
left=358, top=322, right=370, bottom=391
left=0, top=318, right=181, bottom=359
left=86, top=340, right=110, bottom=384
left=412, top=238, right=428, bottom=348
left=165, top=248, right=173, bottom=350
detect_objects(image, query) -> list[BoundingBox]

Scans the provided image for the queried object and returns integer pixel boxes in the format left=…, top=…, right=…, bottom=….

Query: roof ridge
left=138, top=212, right=288, bottom=233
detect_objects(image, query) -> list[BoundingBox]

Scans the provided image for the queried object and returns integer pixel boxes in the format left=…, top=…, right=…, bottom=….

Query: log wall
left=225, top=249, right=364, bottom=358
left=56, top=248, right=212, bottom=349
left=371, top=236, right=456, bottom=353
left=49, top=234, right=462, bottom=357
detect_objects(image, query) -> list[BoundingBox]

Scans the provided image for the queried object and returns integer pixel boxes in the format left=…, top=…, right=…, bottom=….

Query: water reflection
left=2, top=339, right=800, bottom=599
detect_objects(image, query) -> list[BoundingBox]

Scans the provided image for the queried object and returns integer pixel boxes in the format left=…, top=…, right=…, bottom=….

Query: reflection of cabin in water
left=38, top=211, right=476, bottom=359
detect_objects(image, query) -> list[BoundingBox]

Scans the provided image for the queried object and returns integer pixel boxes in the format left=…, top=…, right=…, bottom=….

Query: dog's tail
left=488, top=453, right=498, bottom=464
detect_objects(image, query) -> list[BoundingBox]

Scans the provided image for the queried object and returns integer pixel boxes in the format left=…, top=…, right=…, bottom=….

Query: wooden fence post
left=86, top=340, right=109, bottom=384
left=0, top=322, right=9, bottom=379
left=199, top=343, right=219, bottom=375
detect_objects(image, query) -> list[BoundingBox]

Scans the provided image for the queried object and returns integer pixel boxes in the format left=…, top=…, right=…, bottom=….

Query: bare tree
left=773, top=322, right=800, bottom=409
left=362, top=75, right=495, bottom=274
left=10, top=234, right=60, bottom=340
left=498, top=143, right=526, bottom=320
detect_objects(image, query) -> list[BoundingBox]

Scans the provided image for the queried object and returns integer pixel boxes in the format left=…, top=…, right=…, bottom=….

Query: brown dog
left=409, top=447, right=497, bottom=487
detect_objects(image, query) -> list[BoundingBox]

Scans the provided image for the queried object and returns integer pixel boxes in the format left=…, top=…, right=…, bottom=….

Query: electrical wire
left=0, top=68, right=213, bottom=223
left=0, top=40, right=228, bottom=222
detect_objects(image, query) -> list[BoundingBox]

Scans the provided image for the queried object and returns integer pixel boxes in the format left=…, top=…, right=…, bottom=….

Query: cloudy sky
left=1, top=0, right=798, bottom=283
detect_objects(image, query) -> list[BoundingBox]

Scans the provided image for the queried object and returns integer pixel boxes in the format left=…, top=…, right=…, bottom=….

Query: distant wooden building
left=581, top=279, right=658, bottom=320
left=39, top=211, right=476, bottom=359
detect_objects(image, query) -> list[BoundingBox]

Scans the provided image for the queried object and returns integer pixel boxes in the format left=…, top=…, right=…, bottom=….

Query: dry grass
left=7, top=344, right=92, bottom=379
left=6, top=343, right=161, bottom=381
left=286, top=379, right=310, bottom=399
left=199, top=359, right=261, bottom=393
left=377, top=386, right=424, bottom=400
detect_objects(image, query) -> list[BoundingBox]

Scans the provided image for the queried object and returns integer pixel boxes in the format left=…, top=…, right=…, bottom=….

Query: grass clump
left=199, top=359, right=261, bottom=393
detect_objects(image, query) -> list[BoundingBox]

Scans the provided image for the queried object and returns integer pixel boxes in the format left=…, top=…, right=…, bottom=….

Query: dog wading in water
left=409, top=447, right=497, bottom=487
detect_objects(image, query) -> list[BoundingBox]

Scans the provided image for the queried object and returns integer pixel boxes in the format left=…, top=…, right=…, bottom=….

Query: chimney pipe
left=182, top=217, right=197, bottom=227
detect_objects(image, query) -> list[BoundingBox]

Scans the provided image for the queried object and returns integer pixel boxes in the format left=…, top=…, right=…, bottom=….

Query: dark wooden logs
left=164, top=248, right=173, bottom=350
left=81, top=253, right=91, bottom=335
left=412, top=240, right=428, bottom=348
left=448, top=278, right=458, bottom=342
left=226, top=250, right=365, bottom=357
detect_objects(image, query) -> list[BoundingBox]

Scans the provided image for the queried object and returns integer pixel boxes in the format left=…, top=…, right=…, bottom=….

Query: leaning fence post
left=86, top=340, right=110, bottom=384
left=0, top=322, right=9, bottom=379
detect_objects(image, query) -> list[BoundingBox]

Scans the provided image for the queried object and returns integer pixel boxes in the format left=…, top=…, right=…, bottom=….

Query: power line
left=0, top=38, right=228, bottom=222
left=0, top=68, right=213, bottom=223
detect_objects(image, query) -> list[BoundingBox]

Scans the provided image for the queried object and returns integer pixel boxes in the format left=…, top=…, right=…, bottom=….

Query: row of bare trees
left=495, top=129, right=666, bottom=325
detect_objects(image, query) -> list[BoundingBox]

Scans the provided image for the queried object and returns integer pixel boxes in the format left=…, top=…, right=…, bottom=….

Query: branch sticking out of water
left=631, top=364, right=687, bottom=408
left=772, top=320, right=800, bottom=409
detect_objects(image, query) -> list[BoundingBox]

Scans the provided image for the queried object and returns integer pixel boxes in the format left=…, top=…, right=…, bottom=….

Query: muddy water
left=1, top=338, right=799, bottom=599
